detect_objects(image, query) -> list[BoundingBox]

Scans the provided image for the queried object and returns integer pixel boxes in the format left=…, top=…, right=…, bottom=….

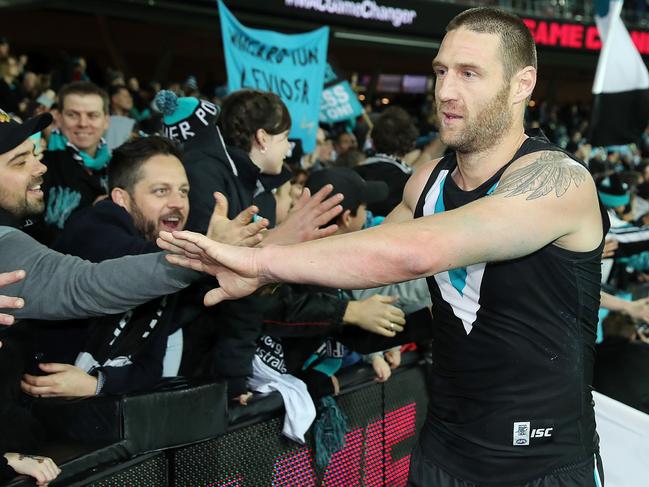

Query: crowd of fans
left=1, top=32, right=649, bottom=485
left=443, top=0, right=648, bottom=25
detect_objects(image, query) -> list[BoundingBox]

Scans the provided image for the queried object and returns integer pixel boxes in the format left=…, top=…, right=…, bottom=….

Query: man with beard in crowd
left=21, top=136, right=194, bottom=398
left=0, top=109, right=266, bottom=484
left=20, top=135, right=267, bottom=397
left=159, top=7, right=608, bottom=487
left=53, top=136, right=192, bottom=260
left=0, top=111, right=197, bottom=486
left=0, top=110, right=201, bottom=319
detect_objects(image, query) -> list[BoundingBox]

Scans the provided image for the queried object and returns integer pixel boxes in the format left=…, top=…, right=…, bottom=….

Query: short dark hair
left=108, top=136, right=183, bottom=193
left=219, top=89, right=291, bottom=153
left=372, top=107, right=418, bottom=156
left=332, top=149, right=365, bottom=168
left=58, top=81, right=110, bottom=115
left=447, top=7, right=537, bottom=81
left=108, top=84, right=129, bottom=98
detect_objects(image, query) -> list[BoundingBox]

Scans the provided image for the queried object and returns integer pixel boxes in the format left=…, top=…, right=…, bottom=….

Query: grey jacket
left=351, top=278, right=432, bottom=315
left=0, top=227, right=198, bottom=320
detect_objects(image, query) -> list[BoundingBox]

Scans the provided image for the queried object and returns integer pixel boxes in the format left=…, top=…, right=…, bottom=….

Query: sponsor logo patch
left=513, top=421, right=555, bottom=446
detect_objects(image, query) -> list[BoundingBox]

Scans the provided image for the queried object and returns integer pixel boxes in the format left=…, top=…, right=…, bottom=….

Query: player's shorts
left=406, top=443, right=604, bottom=487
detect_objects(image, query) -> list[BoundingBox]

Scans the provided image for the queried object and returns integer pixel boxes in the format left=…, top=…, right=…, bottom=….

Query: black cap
left=306, top=167, right=389, bottom=213
left=0, top=109, right=52, bottom=154
left=597, top=174, right=630, bottom=208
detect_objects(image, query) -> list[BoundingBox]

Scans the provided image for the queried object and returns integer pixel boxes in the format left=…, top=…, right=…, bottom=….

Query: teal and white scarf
left=48, top=129, right=111, bottom=171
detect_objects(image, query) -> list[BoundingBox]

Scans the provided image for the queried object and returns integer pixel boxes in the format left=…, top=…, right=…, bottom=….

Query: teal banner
left=218, top=0, right=329, bottom=152
left=320, top=80, right=364, bottom=124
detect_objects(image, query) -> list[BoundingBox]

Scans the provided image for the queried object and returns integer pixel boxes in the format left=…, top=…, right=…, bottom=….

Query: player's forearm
left=600, top=291, right=629, bottom=313
left=260, top=221, right=440, bottom=289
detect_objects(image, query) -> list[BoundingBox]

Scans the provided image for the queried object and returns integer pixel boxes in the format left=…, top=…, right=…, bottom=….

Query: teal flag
left=218, top=0, right=329, bottom=152
left=320, top=80, right=364, bottom=124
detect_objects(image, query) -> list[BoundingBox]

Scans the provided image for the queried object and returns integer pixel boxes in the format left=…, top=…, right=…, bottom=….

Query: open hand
left=206, top=192, right=269, bottom=247
left=158, top=230, right=267, bottom=305
left=343, top=295, right=405, bottom=337
left=263, top=184, right=343, bottom=246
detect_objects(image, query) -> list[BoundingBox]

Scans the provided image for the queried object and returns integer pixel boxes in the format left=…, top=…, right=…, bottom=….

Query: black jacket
left=43, top=200, right=177, bottom=395
left=26, top=148, right=108, bottom=246
left=0, top=207, right=27, bottom=229
left=262, top=285, right=348, bottom=339
left=183, top=126, right=260, bottom=233
left=0, top=336, right=44, bottom=482
left=260, top=284, right=433, bottom=397
left=178, top=126, right=264, bottom=398
left=263, top=284, right=432, bottom=350
left=53, top=200, right=158, bottom=262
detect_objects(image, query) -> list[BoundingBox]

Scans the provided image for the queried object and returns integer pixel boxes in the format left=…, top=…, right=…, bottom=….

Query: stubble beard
left=129, top=201, right=158, bottom=242
left=438, top=82, right=513, bottom=154
left=0, top=182, right=45, bottom=220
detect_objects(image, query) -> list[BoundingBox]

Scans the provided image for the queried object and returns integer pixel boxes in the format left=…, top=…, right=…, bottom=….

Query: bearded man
left=53, top=136, right=190, bottom=260
left=20, top=136, right=195, bottom=398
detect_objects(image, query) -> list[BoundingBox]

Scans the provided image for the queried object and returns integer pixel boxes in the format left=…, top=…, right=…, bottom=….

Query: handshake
left=158, top=183, right=345, bottom=306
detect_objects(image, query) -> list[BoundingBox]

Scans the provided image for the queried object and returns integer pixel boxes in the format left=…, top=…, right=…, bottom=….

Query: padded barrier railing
left=4, top=353, right=430, bottom=486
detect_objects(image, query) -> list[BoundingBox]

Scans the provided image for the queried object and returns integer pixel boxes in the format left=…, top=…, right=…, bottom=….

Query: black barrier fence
left=5, top=362, right=429, bottom=486
left=170, top=366, right=428, bottom=486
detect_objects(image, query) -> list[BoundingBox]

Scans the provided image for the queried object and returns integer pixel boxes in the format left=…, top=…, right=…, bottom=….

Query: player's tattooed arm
left=491, top=151, right=587, bottom=200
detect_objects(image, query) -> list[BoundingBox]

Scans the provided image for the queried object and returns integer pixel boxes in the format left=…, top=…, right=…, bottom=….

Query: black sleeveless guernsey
left=413, top=133, right=609, bottom=485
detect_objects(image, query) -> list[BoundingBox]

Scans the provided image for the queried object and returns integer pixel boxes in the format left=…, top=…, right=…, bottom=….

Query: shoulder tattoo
left=491, top=151, right=587, bottom=200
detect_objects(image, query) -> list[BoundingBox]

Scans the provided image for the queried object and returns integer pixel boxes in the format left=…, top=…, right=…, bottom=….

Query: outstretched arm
left=159, top=151, right=603, bottom=305
left=0, top=229, right=198, bottom=320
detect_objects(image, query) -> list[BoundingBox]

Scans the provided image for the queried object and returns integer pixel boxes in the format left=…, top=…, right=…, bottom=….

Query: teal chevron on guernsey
left=422, top=169, right=486, bottom=334
left=432, top=175, right=470, bottom=297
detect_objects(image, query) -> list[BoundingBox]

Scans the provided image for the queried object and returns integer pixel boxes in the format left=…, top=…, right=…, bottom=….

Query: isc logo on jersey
left=531, top=428, right=553, bottom=438
left=513, top=422, right=554, bottom=445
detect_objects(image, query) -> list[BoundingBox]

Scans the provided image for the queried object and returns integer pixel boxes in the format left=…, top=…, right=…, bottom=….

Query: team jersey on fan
left=414, top=133, right=609, bottom=486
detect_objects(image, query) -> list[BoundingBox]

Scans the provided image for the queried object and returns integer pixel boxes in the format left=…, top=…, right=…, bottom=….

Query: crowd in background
left=442, top=0, right=649, bottom=25
left=1, top=28, right=649, bottom=485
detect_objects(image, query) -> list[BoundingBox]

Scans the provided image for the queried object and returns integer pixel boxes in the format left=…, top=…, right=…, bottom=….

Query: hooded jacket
left=182, top=125, right=260, bottom=233
left=177, top=125, right=264, bottom=398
